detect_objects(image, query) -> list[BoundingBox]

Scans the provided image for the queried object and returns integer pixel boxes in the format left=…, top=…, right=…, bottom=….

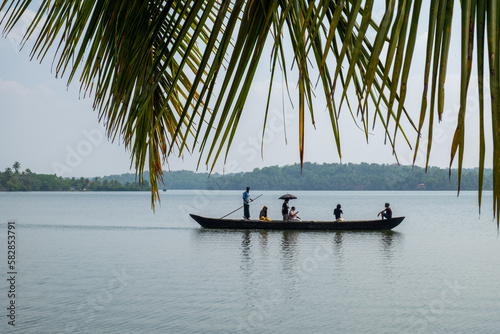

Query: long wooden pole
left=220, top=194, right=263, bottom=219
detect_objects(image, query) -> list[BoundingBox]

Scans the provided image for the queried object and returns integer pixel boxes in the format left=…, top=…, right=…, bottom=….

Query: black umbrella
left=279, top=193, right=297, bottom=200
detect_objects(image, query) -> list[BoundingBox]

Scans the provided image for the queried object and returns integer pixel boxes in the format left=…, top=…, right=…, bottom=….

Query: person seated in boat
left=288, top=206, right=301, bottom=222
left=333, top=204, right=343, bottom=221
left=259, top=206, right=271, bottom=221
left=378, top=203, right=392, bottom=220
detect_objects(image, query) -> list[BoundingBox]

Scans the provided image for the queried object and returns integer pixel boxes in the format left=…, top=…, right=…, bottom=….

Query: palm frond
left=1, top=0, right=499, bottom=222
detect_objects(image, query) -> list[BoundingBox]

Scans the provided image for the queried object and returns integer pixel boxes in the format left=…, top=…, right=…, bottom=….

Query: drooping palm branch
left=1, top=0, right=499, bottom=222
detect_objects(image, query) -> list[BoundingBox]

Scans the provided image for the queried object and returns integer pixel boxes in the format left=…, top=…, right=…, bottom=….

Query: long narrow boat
left=190, top=214, right=404, bottom=231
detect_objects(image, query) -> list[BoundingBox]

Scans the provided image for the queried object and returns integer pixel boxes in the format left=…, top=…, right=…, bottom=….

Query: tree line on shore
left=0, top=162, right=150, bottom=191
left=1, top=161, right=493, bottom=192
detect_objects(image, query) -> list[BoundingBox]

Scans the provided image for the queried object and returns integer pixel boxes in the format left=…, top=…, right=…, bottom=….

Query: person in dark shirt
left=333, top=204, right=343, bottom=220
left=282, top=199, right=289, bottom=221
left=259, top=206, right=271, bottom=221
left=378, top=203, right=392, bottom=219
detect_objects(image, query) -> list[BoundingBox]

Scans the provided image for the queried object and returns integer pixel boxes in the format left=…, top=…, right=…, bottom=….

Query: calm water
left=0, top=190, right=499, bottom=333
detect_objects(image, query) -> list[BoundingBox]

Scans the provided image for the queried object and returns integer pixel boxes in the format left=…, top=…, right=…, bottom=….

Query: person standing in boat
left=378, top=203, right=392, bottom=219
left=242, top=187, right=252, bottom=220
left=334, top=204, right=343, bottom=221
left=289, top=206, right=301, bottom=222
left=282, top=198, right=290, bottom=221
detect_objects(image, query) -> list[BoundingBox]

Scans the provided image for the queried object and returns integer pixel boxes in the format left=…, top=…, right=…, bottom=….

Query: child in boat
left=259, top=206, right=271, bottom=221
left=378, top=203, right=392, bottom=219
left=288, top=206, right=301, bottom=221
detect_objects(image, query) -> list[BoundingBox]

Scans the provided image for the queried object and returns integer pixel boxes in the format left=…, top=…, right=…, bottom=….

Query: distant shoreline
left=1, top=162, right=493, bottom=192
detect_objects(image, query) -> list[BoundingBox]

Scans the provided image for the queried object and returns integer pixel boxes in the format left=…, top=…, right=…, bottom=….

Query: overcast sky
left=0, top=4, right=493, bottom=178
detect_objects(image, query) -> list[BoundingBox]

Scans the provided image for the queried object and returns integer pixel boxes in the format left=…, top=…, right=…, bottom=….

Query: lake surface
left=0, top=190, right=499, bottom=333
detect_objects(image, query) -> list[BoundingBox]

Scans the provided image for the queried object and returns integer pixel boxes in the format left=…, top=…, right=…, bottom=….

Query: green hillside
left=1, top=162, right=493, bottom=191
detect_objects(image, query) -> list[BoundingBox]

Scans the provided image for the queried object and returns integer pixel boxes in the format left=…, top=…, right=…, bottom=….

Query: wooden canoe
left=190, top=214, right=404, bottom=231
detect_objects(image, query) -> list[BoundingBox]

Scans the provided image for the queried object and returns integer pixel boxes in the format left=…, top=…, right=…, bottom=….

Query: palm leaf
left=1, top=0, right=499, bottom=222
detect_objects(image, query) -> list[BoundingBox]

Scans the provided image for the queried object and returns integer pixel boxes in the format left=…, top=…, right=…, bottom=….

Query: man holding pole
left=242, top=187, right=252, bottom=220
left=220, top=191, right=262, bottom=219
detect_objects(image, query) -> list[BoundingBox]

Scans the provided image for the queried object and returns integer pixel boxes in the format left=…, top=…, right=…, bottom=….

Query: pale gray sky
left=0, top=4, right=493, bottom=178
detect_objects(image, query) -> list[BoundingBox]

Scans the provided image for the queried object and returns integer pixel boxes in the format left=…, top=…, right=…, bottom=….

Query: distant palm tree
left=1, top=1, right=498, bottom=220
left=12, top=161, right=21, bottom=174
left=4, top=167, right=13, bottom=177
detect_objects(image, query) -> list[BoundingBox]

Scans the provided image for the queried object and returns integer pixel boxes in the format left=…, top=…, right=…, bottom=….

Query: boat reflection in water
left=193, top=227, right=403, bottom=273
